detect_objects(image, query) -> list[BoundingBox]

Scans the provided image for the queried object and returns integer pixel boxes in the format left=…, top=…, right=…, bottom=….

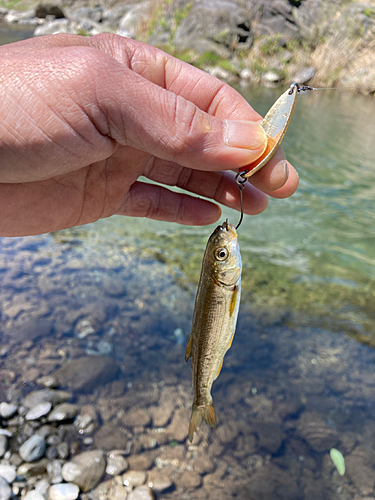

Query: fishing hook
left=235, top=171, right=248, bottom=230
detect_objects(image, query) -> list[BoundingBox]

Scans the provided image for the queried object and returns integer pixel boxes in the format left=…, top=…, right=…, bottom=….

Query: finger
left=246, top=147, right=299, bottom=197
left=118, top=181, right=222, bottom=225
left=144, top=158, right=268, bottom=215
left=88, top=34, right=262, bottom=121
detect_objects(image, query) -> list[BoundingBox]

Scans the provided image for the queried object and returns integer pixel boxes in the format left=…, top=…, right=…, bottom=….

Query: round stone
left=26, top=402, right=52, bottom=421
left=128, top=485, right=154, bottom=500
left=0, top=465, right=16, bottom=484
left=0, top=402, right=18, bottom=419
left=106, top=454, right=128, bottom=476
left=48, top=483, right=80, bottom=500
left=123, top=470, right=147, bottom=487
left=19, top=435, right=46, bottom=462
left=48, top=403, right=78, bottom=422
left=0, top=476, right=11, bottom=500
left=61, top=450, right=106, bottom=492
left=24, top=491, right=45, bottom=500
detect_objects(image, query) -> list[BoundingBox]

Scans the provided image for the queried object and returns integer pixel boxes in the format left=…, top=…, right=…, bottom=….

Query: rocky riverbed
left=2, top=227, right=375, bottom=499
left=1, top=0, right=375, bottom=90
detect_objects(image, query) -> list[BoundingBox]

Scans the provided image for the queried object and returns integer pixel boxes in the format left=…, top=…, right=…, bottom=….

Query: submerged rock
left=0, top=402, right=18, bottom=419
left=61, top=450, right=106, bottom=492
left=25, top=402, right=52, bottom=421
left=48, top=403, right=78, bottom=422
left=0, top=476, right=12, bottom=500
left=49, top=483, right=80, bottom=500
left=54, top=357, right=119, bottom=393
left=296, top=412, right=338, bottom=453
left=19, top=435, right=46, bottom=462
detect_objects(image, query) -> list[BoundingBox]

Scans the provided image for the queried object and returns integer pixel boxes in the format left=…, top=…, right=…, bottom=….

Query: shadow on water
left=0, top=85, right=375, bottom=498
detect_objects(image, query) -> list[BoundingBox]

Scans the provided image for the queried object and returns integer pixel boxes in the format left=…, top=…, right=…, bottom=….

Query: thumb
left=94, top=66, right=267, bottom=171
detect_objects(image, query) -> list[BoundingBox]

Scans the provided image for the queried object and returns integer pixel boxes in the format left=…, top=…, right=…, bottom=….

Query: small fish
left=185, top=221, right=242, bottom=442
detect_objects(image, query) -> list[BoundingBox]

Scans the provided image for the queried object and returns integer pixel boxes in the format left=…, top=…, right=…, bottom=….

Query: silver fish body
left=185, top=222, right=242, bottom=441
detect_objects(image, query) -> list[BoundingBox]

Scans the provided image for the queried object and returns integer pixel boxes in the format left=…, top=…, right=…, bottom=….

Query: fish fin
left=214, top=360, right=223, bottom=380
left=229, top=285, right=239, bottom=317
left=227, top=329, right=235, bottom=350
left=188, top=402, right=217, bottom=442
left=185, top=333, right=193, bottom=362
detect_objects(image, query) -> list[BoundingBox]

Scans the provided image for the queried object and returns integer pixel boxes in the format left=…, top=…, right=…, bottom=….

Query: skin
left=0, top=33, right=298, bottom=237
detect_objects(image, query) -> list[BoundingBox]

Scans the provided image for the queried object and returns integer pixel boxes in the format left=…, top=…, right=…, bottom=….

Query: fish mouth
left=214, top=221, right=237, bottom=240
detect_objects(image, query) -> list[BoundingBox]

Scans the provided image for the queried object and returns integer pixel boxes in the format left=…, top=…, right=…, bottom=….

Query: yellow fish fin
left=185, top=333, right=193, bottom=362
left=214, top=360, right=223, bottom=380
left=188, top=402, right=217, bottom=442
left=229, top=285, right=239, bottom=317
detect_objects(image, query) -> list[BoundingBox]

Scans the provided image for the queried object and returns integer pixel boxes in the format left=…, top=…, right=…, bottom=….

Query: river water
left=1, top=29, right=375, bottom=499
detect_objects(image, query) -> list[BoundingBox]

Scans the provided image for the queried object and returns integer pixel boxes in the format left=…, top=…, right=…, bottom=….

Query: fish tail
left=188, top=401, right=217, bottom=442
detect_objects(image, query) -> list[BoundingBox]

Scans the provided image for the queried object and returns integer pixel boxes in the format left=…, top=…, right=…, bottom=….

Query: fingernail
left=270, top=160, right=289, bottom=190
left=224, top=120, right=267, bottom=150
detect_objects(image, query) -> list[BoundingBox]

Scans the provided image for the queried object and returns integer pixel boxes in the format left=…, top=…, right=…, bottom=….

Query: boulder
left=174, top=0, right=253, bottom=55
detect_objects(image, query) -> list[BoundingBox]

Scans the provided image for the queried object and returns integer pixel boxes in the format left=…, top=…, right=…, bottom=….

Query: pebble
left=0, top=436, right=8, bottom=458
left=34, top=478, right=50, bottom=496
left=147, top=469, right=173, bottom=493
left=19, top=435, right=46, bottom=462
left=106, top=454, right=128, bottom=476
left=49, top=483, right=80, bottom=500
left=123, top=470, right=147, bottom=487
left=61, top=450, right=106, bottom=492
left=25, top=402, right=52, bottom=421
left=0, top=476, right=11, bottom=500
left=22, top=390, right=71, bottom=409
left=48, top=403, right=78, bottom=422
left=23, top=491, right=45, bottom=500
left=57, top=442, right=69, bottom=460
left=128, top=485, right=155, bottom=500
left=36, top=375, right=58, bottom=388
left=47, top=460, right=63, bottom=484
left=0, top=465, right=16, bottom=484
left=17, top=459, right=48, bottom=478
left=0, top=402, right=18, bottom=419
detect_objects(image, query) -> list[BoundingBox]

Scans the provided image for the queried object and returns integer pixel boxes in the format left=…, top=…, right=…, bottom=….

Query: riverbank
left=1, top=0, right=375, bottom=91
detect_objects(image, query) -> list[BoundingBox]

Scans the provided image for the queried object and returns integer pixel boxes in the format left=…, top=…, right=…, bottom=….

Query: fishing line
left=235, top=171, right=248, bottom=230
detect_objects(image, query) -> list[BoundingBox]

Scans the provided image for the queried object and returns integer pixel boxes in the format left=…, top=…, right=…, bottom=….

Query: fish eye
left=215, top=247, right=228, bottom=261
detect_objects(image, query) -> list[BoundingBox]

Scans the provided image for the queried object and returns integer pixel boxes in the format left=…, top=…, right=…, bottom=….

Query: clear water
left=1, top=76, right=375, bottom=497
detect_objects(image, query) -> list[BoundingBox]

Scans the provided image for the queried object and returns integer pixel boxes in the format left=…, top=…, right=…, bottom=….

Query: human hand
left=0, top=33, right=298, bottom=236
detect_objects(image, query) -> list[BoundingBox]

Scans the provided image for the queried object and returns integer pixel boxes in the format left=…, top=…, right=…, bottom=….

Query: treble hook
left=235, top=171, right=248, bottom=230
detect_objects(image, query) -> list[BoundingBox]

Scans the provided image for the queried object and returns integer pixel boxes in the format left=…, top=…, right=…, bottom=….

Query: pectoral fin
left=229, top=285, right=239, bottom=317
left=185, top=333, right=193, bottom=362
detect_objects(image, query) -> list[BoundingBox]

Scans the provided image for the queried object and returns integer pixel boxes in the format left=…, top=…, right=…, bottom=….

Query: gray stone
left=34, top=478, right=50, bottom=497
left=57, top=442, right=69, bottom=460
left=47, top=460, right=63, bottom=484
left=54, top=357, right=119, bottom=393
left=128, top=485, right=154, bottom=500
left=118, top=2, right=150, bottom=38
left=34, top=19, right=73, bottom=36
left=0, top=465, right=16, bottom=484
left=262, top=71, right=282, bottom=86
left=61, top=450, right=106, bottom=492
left=94, top=424, right=131, bottom=451
left=22, top=389, right=72, bottom=409
left=4, top=8, right=36, bottom=23
left=48, top=403, right=78, bottom=422
left=174, top=0, right=252, bottom=55
left=48, top=483, right=80, bottom=500
left=0, top=436, right=8, bottom=458
left=0, top=476, right=11, bottom=500
left=26, top=402, right=52, bottom=421
left=23, top=491, right=45, bottom=500
left=291, top=66, right=316, bottom=84
left=106, top=454, right=128, bottom=476
left=19, top=435, right=46, bottom=462
left=0, top=402, right=18, bottom=419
